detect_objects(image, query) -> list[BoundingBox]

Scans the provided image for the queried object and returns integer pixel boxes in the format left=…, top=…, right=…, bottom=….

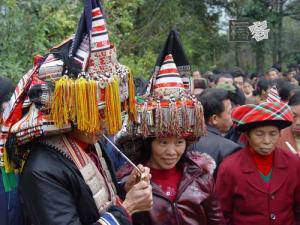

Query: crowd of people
left=1, top=1, right=300, bottom=225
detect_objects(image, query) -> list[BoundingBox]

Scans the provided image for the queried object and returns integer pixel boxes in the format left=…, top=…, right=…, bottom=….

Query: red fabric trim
left=95, top=41, right=110, bottom=49
left=154, top=82, right=184, bottom=89
left=248, top=146, right=274, bottom=176
left=92, top=8, right=102, bottom=17
left=92, top=25, right=107, bottom=33
left=158, top=68, right=179, bottom=75
left=71, top=137, right=89, bottom=150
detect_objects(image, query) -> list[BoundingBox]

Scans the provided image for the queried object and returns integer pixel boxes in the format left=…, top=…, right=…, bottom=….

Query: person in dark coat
left=216, top=101, right=300, bottom=225
left=0, top=1, right=153, bottom=224
left=188, top=88, right=241, bottom=175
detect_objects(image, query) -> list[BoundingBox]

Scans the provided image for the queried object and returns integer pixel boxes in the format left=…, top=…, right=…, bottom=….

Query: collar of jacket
left=240, top=147, right=288, bottom=194
left=206, top=124, right=222, bottom=136
left=241, top=146, right=287, bottom=173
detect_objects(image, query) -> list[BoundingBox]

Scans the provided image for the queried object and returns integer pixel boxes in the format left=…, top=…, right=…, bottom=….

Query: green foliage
left=0, top=0, right=300, bottom=82
left=0, top=0, right=82, bottom=81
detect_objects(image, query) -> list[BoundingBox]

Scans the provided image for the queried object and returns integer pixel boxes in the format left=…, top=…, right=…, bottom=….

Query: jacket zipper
left=152, top=171, right=202, bottom=225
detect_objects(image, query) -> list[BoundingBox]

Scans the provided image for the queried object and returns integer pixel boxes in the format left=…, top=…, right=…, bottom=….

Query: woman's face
left=243, top=81, right=253, bottom=95
left=148, top=137, right=186, bottom=170
left=247, top=125, right=280, bottom=156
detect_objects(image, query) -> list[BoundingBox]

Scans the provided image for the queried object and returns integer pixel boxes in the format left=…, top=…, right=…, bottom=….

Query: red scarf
left=248, top=146, right=274, bottom=176
left=150, top=166, right=182, bottom=202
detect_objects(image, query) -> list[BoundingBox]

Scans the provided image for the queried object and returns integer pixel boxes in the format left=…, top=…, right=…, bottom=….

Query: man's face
left=287, top=71, right=296, bottom=81
left=192, top=71, right=201, bottom=78
left=213, top=99, right=233, bottom=133
left=217, top=77, right=233, bottom=86
left=233, top=76, right=243, bottom=90
left=247, top=125, right=280, bottom=156
left=291, top=105, right=300, bottom=136
left=265, top=71, right=278, bottom=80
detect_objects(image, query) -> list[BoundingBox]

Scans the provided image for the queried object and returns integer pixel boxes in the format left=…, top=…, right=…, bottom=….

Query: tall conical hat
left=0, top=0, right=136, bottom=191
left=115, top=31, right=205, bottom=146
left=151, top=29, right=191, bottom=90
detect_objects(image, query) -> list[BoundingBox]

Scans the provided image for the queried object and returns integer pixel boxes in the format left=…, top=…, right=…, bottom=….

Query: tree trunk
left=235, top=42, right=240, bottom=67
left=272, top=0, right=279, bottom=64
left=277, top=0, right=284, bottom=63
left=255, top=42, right=265, bottom=73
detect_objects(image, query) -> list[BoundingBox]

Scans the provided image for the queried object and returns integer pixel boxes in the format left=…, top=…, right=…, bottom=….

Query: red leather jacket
left=117, top=151, right=225, bottom=225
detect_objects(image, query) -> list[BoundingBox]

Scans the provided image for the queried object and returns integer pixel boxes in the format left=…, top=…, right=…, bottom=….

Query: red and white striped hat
left=267, top=85, right=281, bottom=103
left=153, top=54, right=185, bottom=97
left=90, top=7, right=110, bottom=52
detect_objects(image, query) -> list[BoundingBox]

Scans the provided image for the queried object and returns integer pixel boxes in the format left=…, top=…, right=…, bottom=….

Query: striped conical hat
left=267, top=85, right=281, bottom=103
left=90, top=7, right=110, bottom=51
left=153, top=54, right=185, bottom=98
left=115, top=52, right=205, bottom=144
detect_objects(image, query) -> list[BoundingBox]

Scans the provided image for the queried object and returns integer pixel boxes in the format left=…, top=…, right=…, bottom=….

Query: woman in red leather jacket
left=117, top=137, right=225, bottom=225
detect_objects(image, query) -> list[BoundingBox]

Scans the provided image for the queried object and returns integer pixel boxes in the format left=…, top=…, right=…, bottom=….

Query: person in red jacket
left=115, top=30, right=225, bottom=225
left=216, top=101, right=300, bottom=225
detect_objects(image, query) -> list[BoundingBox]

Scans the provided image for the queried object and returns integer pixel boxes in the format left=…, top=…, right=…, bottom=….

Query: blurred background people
left=189, top=88, right=241, bottom=176
left=0, top=76, right=24, bottom=225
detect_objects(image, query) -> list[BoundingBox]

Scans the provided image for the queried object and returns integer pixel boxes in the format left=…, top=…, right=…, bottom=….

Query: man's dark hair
left=198, top=88, right=229, bottom=122
left=230, top=67, right=245, bottom=79
left=228, top=84, right=246, bottom=106
left=289, top=91, right=300, bottom=106
left=214, top=73, right=233, bottom=84
left=278, top=81, right=295, bottom=102
left=288, top=64, right=298, bottom=70
left=194, top=78, right=207, bottom=89
left=272, top=63, right=282, bottom=72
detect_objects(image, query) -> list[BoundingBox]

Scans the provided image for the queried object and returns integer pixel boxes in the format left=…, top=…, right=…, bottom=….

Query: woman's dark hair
left=198, top=88, right=229, bottom=122
left=250, top=72, right=258, bottom=80
left=228, top=84, right=246, bottom=106
left=139, top=138, right=154, bottom=163
left=254, top=79, right=271, bottom=96
left=289, top=91, right=300, bottom=106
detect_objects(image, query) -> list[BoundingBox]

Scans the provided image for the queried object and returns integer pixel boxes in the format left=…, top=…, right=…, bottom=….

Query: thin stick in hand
left=103, top=134, right=144, bottom=178
left=285, top=141, right=297, bottom=154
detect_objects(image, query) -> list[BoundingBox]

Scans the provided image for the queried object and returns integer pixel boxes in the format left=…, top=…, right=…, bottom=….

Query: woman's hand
left=124, top=164, right=151, bottom=192
left=122, top=180, right=153, bottom=215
